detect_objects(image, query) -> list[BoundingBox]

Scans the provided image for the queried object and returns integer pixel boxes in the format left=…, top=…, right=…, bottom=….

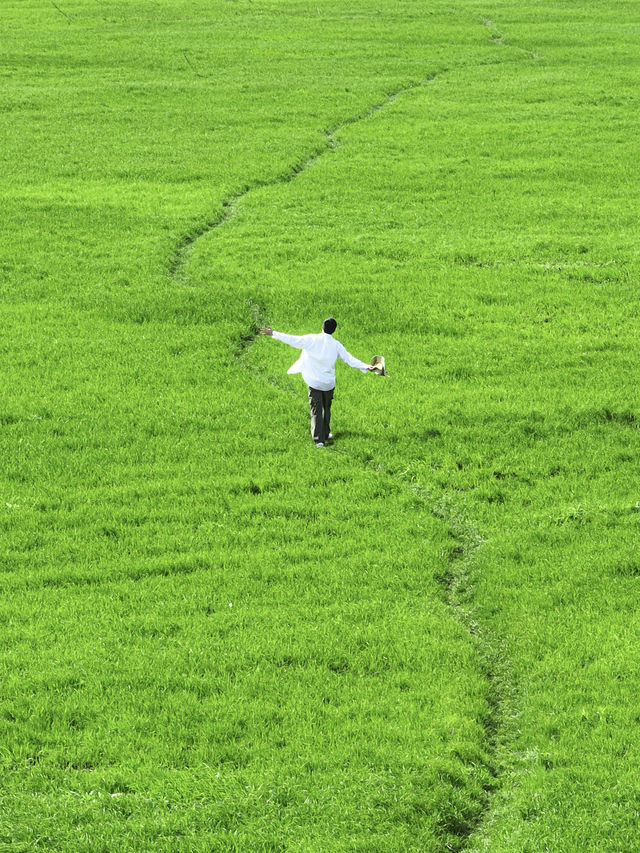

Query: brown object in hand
left=370, top=355, right=386, bottom=375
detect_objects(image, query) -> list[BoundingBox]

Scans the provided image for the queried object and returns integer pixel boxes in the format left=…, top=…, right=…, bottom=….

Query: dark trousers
left=308, top=386, right=334, bottom=443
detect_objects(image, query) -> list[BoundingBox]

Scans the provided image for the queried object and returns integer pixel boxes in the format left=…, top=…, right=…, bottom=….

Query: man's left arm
left=337, top=342, right=374, bottom=372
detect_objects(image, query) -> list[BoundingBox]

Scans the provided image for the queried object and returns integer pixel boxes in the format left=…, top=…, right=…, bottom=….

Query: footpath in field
left=188, top=3, right=640, bottom=850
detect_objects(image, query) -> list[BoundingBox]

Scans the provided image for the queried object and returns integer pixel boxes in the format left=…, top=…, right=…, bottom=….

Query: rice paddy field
left=1, top=0, right=639, bottom=850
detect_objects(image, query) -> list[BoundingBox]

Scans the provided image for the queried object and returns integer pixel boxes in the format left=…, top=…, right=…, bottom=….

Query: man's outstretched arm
left=337, top=342, right=376, bottom=372
left=260, top=328, right=310, bottom=349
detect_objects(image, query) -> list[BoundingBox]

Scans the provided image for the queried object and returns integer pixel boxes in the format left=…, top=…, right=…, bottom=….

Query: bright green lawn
left=2, top=0, right=640, bottom=850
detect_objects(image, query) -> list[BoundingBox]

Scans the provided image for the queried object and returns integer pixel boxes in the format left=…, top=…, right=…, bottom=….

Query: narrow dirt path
left=167, top=17, right=540, bottom=846
left=167, top=70, right=448, bottom=286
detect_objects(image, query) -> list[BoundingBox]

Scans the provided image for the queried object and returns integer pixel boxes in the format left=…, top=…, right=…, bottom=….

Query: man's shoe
left=315, top=442, right=324, bottom=448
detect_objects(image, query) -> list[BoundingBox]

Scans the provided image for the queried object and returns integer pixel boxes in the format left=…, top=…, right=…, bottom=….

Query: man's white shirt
left=272, top=331, right=369, bottom=391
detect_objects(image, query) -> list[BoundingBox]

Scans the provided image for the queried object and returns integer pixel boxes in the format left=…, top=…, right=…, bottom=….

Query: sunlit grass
left=1, top=0, right=639, bottom=850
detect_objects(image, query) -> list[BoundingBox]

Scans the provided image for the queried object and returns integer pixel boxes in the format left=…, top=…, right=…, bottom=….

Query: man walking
left=260, top=318, right=374, bottom=447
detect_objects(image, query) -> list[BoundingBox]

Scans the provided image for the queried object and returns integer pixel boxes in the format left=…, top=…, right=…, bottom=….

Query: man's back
left=272, top=330, right=368, bottom=391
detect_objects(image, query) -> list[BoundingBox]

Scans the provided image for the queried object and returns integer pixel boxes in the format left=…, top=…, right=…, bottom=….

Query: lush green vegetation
left=1, top=0, right=639, bottom=850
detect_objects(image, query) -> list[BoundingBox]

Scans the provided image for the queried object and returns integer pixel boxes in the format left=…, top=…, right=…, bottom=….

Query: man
left=260, top=318, right=374, bottom=447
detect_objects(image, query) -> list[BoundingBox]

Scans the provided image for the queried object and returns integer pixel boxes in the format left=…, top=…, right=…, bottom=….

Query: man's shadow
left=331, top=429, right=370, bottom=440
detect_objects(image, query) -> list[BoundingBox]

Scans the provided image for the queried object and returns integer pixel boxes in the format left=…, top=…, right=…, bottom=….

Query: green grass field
left=2, top=0, right=639, bottom=850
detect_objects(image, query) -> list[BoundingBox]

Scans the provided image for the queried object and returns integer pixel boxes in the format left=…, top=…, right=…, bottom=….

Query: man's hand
left=260, top=328, right=273, bottom=336
left=367, top=364, right=377, bottom=371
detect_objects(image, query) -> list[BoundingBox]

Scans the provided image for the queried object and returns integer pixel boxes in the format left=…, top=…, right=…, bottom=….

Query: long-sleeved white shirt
left=272, top=330, right=369, bottom=391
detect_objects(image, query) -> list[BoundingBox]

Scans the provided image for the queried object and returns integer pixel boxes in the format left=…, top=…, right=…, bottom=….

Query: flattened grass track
left=170, top=50, right=519, bottom=848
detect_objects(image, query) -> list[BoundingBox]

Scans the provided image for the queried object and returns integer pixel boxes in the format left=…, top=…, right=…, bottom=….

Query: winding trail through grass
left=167, top=19, right=536, bottom=846
left=167, top=70, right=445, bottom=285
